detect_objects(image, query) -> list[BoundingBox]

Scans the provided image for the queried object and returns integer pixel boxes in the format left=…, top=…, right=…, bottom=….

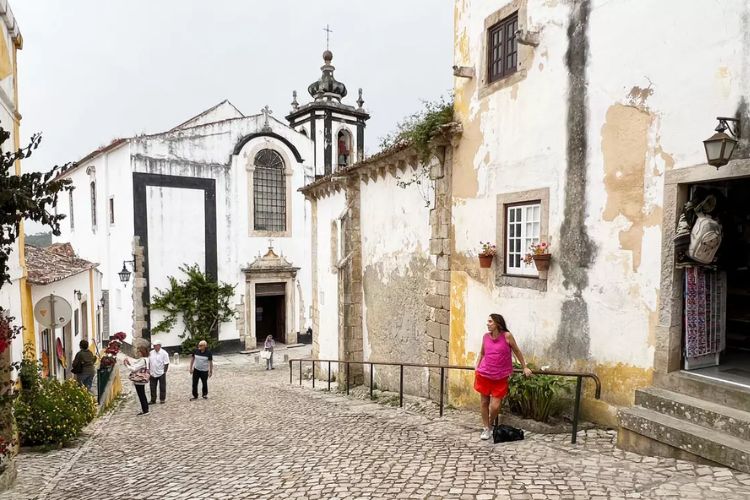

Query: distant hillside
left=25, top=232, right=52, bottom=247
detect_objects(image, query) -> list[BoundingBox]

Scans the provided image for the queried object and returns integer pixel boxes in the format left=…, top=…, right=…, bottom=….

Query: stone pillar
left=425, top=146, right=453, bottom=400
left=132, top=236, right=148, bottom=341
left=339, top=178, right=364, bottom=387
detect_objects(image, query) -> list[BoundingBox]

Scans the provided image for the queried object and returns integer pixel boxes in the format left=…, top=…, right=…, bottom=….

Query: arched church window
left=253, top=149, right=286, bottom=231
left=337, top=130, right=352, bottom=168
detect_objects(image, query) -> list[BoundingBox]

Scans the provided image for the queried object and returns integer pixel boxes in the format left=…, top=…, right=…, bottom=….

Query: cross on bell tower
left=323, top=24, right=333, bottom=50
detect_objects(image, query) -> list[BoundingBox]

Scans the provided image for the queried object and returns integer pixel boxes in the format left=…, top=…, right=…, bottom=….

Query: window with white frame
left=505, top=202, right=540, bottom=276
left=69, top=190, right=75, bottom=230
left=90, top=181, right=97, bottom=229
left=253, top=149, right=286, bottom=231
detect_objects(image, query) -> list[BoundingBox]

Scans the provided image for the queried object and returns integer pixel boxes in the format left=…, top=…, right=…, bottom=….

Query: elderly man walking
left=189, top=340, right=213, bottom=400
left=148, top=340, right=170, bottom=404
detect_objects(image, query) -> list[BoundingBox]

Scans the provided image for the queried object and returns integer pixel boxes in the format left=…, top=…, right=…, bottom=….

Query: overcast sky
left=12, top=0, right=453, bottom=177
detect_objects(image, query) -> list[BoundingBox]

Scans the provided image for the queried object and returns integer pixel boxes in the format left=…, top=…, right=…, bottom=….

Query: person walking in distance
left=71, top=339, right=96, bottom=392
left=474, top=314, right=532, bottom=440
left=263, top=335, right=275, bottom=370
left=189, top=340, right=213, bottom=400
left=148, top=340, right=170, bottom=404
left=124, top=345, right=151, bottom=415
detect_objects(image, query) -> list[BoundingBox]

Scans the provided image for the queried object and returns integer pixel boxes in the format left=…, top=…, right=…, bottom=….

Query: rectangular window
left=74, top=309, right=80, bottom=338
left=109, top=196, right=115, bottom=224
left=487, top=13, right=518, bottom=83
left=505, top=202, right=540, bottom=276
left=69, top=191, right=75, bottom=230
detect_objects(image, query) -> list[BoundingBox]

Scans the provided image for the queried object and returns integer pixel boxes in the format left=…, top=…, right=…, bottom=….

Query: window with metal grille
left=69, top=190, right=75, bottom=230
left=90, top=181, right=97, bottom=228
left=505, top=202, right=540, bottom=276
left=253, top=149, right=286, bottom=231
left=488, top=13, right=518, bottom=83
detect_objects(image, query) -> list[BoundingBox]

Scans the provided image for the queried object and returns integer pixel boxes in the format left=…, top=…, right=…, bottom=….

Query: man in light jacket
left=148, top=340, right=170, bottom=404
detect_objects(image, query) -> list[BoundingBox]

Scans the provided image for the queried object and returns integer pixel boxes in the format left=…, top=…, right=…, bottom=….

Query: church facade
left=54, top=51, right=368, bottom=351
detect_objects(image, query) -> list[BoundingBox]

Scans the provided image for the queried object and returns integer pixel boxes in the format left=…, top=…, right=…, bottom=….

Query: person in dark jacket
left=71, top=339, right=97, bottom=391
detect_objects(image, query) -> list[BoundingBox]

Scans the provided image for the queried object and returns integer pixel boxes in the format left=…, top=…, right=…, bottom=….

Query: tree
left=0, top=125, right=72, bottom=475
left=150, top=264, right=236, bottom=353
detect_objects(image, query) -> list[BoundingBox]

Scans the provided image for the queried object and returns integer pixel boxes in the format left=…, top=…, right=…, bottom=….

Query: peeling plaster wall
left=360, top=173, right=434, bottom=396
left=451, top=0, right=750, bottom=422
left=313, top=190, right=346, bottom=370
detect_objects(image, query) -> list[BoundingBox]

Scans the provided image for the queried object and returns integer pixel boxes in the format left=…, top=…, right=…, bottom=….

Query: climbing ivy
left=150, top=264, right=237, bottom=353
left=378, top=96, right=454, bottom=207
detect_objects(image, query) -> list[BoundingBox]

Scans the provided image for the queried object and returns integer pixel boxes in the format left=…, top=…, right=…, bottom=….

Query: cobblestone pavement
left=3, top=351, right=750, bottom=500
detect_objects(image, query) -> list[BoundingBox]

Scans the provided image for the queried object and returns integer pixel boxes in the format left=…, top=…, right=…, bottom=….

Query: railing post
left=299, top=360, right=302, bottom=386
left=439, top=367, right=445, bottom=417
left=369, top=363, right=374, bottom=400
left=312, top=362, right=315, bottom=389
left=346, top=362, right=350, bottom=395
left=571, top=376, right=583, bottom=444
left=399, top=364, right=404, bottom=408
left=327, top=361, right=331, bottom=392
left=289, top=359, right=292, bottom=384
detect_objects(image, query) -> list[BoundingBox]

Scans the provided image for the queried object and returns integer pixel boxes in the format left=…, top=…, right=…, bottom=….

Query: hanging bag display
left=687, top=214, right=722, bottom=264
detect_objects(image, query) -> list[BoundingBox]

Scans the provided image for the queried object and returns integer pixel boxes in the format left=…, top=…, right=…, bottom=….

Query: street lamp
left=703, top=117, right=740, bottom=168
left=118, top=259, right=136, bottom=283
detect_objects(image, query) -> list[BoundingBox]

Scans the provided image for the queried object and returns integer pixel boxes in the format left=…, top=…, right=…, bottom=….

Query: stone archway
left=242, top=246, right=300, bottom=350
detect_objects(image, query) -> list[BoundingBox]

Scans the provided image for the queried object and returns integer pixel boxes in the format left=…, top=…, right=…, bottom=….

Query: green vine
left=150, top=264, right=237, bottom=354
left=378, top=96, right=454, bottom=207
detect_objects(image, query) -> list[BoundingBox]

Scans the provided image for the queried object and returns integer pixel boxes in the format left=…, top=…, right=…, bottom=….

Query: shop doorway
left=255, top=283, right=286, bottom=344
left=682, top=179, right=750, bottom=386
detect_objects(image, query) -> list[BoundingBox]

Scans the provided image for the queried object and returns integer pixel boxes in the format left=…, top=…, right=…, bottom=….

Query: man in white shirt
left=148, top=340, right=170, bottom=404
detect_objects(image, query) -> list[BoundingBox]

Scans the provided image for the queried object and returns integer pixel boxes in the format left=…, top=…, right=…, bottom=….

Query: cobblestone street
left=3, top=351, right=750, bottom=500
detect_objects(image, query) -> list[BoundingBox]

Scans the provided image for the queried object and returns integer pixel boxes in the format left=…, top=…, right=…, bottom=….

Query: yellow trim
left=19, top=279, right=35, bottom=354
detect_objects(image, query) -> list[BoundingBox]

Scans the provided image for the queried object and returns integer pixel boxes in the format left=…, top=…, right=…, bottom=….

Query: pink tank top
left=476, top=332, right=513, bottom=380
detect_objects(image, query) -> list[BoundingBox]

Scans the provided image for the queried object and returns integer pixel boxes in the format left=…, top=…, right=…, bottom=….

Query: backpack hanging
left=687, top=214, right=722, bottom=264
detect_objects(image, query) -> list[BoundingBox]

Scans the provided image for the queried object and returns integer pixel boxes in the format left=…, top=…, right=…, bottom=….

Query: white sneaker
left=480, top=428, right=491, bottom=440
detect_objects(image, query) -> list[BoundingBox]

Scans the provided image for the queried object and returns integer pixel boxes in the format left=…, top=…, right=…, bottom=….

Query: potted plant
left=478, top=241, right=497, bottom=268
left=524, top=241, right=551, bottom=272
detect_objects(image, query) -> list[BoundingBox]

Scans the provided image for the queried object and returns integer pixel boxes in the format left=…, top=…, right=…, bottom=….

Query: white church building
left=54, top=50, right=369, bottom=351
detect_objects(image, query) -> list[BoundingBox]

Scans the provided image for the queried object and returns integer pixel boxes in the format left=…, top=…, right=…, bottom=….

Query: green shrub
left=14, top=377, right=97, bottom=447
left=507, top=363, right=573, bottom=423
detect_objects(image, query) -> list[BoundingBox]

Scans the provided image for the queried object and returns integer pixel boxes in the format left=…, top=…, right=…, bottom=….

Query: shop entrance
left=681, top=179, right=750, bottom=386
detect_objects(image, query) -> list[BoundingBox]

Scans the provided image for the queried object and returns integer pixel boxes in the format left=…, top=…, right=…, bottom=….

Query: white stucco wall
left=313, top=190, right=345, bottom=366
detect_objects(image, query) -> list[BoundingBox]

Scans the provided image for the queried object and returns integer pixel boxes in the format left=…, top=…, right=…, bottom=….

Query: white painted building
left=55, top=51, right=369, bottom=351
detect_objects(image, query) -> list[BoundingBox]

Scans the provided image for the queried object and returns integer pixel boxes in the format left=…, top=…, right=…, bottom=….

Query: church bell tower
left=286, top=50, right=370, bottom=178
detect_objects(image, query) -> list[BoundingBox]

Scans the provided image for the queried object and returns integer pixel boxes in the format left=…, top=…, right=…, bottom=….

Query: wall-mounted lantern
left=73, top=290, right=82, bottom=301
left=703, top=117, right=740, bottom=168
left=118, top=259, right=136, bottom=283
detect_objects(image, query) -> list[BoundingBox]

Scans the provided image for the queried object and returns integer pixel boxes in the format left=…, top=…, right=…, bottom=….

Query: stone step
left=635, top=387, right=750, bottom=441
left=619, top=406, right=750, bottom=473
left=655, top=371, right=750, bottom=413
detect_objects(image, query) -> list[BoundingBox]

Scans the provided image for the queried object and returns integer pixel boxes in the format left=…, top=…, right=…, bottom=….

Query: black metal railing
left=289, top=358, right=601, bottom=444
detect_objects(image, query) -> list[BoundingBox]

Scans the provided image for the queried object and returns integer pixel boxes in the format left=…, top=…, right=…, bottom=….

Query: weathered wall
left=360, top=169, right=434, bottom=396
left=311, top=188, right=346, bottom=371
left=450, top=0, right=750, bottom=423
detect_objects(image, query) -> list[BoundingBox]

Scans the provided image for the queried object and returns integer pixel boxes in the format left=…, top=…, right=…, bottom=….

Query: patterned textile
left=684, top=267, right=726, bottom=357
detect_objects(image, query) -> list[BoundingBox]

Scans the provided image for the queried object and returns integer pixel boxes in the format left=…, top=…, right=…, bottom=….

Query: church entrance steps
left=618, top=388, right=750, bottom=472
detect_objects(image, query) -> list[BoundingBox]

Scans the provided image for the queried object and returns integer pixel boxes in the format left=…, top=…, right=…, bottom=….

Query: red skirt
left=474, top=372, right=509, bottom=399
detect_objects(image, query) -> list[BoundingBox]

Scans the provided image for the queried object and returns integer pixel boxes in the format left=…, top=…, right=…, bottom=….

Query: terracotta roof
left=25, top=244, right=98, bottom=285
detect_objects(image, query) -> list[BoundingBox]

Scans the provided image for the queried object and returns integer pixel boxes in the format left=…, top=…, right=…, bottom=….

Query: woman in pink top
left=474, top=313, right=532, bottom=440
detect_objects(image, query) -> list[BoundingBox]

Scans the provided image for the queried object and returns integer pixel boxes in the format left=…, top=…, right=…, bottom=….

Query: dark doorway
left=255, top=283, right=285, bottom=344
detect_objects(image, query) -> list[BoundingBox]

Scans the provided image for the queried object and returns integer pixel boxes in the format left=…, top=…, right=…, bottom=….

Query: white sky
left=12, top=0, right=453, bottom=177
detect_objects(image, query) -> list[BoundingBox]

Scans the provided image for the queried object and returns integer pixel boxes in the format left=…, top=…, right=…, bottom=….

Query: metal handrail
left=289, top=358, right=601, bottom=444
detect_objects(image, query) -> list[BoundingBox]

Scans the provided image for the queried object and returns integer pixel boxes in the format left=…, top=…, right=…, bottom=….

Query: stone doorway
left=255, top=285, right=286, bottom=344
left=242, top=245, right=300, bottom=350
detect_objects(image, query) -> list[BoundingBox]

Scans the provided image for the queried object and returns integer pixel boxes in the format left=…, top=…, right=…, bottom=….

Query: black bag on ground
left=493, top=424, right=524, bottom=443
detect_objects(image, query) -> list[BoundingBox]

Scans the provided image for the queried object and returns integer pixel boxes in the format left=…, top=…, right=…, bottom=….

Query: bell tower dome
left=287, top=50, right=370, bottom=177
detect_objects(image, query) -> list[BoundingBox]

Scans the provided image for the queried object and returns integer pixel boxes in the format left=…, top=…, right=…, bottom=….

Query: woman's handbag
left=493, top=424, right=524, bottom=443
left=260, top=349, right=272, bottom=360
left=128, top=364, right=150, bottom=384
